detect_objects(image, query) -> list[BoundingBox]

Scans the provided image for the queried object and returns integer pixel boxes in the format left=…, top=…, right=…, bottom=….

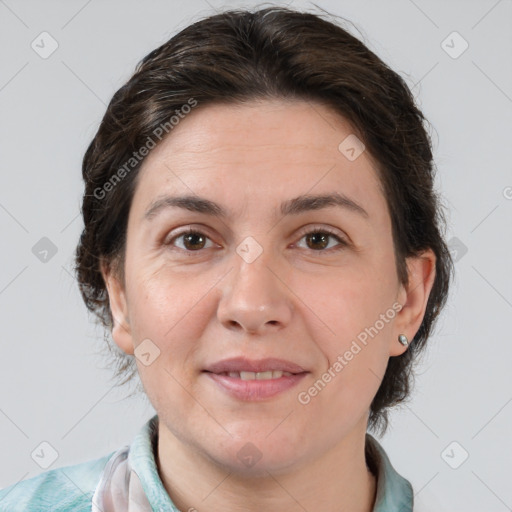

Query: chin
left=205, top=433, right=307, bottom=477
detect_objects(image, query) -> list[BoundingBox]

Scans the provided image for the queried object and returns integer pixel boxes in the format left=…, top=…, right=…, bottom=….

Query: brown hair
left=75, top=6, right=454, bottom=435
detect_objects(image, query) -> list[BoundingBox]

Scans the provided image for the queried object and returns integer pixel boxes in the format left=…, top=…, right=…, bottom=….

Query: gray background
left=1, top=0, right=511, bottom=510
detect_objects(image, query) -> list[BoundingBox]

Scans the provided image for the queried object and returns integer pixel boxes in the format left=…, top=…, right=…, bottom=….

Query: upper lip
left=204, top=357, right=308, bottom=374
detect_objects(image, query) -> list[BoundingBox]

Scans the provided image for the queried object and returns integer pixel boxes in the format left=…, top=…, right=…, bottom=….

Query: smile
left=217, top=370, right=294, bottom=380
left=205, top=371, right=308, bottom=401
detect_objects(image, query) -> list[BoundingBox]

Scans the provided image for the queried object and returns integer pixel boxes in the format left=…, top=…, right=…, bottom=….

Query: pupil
left=307, top=232, right=328, bottom=250
left=184, top=233, right=204, bottom=250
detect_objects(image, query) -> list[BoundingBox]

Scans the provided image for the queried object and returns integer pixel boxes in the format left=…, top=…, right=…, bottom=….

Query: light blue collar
left=365, top=432, right=414, bottom=511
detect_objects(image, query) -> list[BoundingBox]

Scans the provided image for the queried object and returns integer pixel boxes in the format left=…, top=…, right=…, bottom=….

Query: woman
left=0, top=6, right=453, bottom=511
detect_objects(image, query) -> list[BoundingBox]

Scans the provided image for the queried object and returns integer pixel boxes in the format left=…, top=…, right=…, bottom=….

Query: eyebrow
left=143, top=192, right=369, bottom=221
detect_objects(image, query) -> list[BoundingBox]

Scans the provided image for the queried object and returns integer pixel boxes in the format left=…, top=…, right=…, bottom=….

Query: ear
left=390, top=249, right=436, bottom=357
left=100, top=258, right=135, bottom=355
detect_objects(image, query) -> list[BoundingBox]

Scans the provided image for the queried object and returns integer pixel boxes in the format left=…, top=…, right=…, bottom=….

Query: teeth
left=255, top=371, right=272, bottom=380
left=224, top=370, right=292, bottom=380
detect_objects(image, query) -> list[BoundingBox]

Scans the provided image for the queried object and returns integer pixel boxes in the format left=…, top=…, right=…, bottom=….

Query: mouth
left=203, top=356, right=307, bottom=375
left=203, top=357, right=309, bottom=401
left=211, top=370, right=296, bottom=380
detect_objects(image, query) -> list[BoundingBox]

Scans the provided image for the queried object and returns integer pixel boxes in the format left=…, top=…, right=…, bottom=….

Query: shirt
left=0, top=415, right=414, bottom=511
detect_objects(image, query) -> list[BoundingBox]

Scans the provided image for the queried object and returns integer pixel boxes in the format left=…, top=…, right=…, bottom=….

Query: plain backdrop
left=0, top=0, right=511, bottom=510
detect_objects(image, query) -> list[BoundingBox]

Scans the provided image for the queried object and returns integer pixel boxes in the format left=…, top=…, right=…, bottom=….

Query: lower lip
left=205, top=372, right=308, bottom=401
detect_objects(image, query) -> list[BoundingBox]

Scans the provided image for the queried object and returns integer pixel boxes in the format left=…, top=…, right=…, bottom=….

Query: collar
left=93, top=415, right=413, bottom=511
left=365, top=432, right=414, bottom=511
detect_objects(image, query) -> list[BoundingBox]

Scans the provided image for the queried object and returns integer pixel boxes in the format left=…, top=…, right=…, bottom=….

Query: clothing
left=0, top=415, right=414, bottom=511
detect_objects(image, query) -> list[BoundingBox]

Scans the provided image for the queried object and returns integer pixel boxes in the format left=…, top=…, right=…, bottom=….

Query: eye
left=295, top=227, right=348, bottom=253
left=164, top=226, right=348, bottom=254
left=165, top=228, right=215, bottom=252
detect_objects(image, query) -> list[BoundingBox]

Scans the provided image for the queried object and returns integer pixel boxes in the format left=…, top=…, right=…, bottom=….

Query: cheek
left=290, top=258, right=397, bottom=411
left=127, top=268, right=216, bottom=412
left=127, top=265, right=210, bottom=334
left=290, top=261, right=396, bottom=348
left=124, top=267, right=219, bottom=391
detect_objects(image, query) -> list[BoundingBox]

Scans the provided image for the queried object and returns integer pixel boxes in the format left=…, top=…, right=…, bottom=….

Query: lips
left=220, top=370, right=294, bottom=380
left=204, top=359, right=307, bottom=401
left=203, top=357, right=309, bottom=400
left=203, top=357, right=308, bottom=375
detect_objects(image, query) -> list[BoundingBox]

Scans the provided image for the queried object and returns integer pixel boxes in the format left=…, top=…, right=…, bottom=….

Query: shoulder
left=413, top=486, right=450, bottom=512
left=0, top=451, right=115, bottom=512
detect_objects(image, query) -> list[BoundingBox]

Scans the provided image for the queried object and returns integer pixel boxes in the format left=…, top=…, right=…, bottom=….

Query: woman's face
left=103, top=99, right=434, bottom=474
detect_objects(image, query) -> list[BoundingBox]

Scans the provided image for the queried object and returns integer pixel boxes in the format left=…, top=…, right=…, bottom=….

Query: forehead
left=131, top=99, right=387, bottom=221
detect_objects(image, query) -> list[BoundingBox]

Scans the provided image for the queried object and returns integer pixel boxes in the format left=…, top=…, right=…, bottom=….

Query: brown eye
left=305, top=232, right=330, bottom=250
left=182, top=232, right=207, bottom=250
left=296, top=228, right=347, bottom=253
left=167, top=229, right=214, bottom=252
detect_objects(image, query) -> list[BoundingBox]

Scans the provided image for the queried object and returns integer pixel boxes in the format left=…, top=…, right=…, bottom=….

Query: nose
left=217, top=252, right=293, bottom=334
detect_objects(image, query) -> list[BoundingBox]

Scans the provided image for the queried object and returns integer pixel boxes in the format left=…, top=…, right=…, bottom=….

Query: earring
left=398, top=334, right=408, bottom=346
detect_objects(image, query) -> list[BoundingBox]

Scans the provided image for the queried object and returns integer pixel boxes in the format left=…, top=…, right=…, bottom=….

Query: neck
left=156, top=422, right=377, bottom=512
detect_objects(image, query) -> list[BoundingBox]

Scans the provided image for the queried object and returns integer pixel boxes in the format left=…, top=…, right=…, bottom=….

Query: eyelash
left=164, top=226, right=348, bottom=255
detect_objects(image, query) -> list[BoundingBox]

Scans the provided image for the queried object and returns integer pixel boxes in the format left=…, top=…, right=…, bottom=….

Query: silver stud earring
left=398, top=334, right=408, bottom=346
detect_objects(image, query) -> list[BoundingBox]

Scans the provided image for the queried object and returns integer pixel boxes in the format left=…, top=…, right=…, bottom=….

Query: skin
left=102, top=98, right=436, bottom=512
